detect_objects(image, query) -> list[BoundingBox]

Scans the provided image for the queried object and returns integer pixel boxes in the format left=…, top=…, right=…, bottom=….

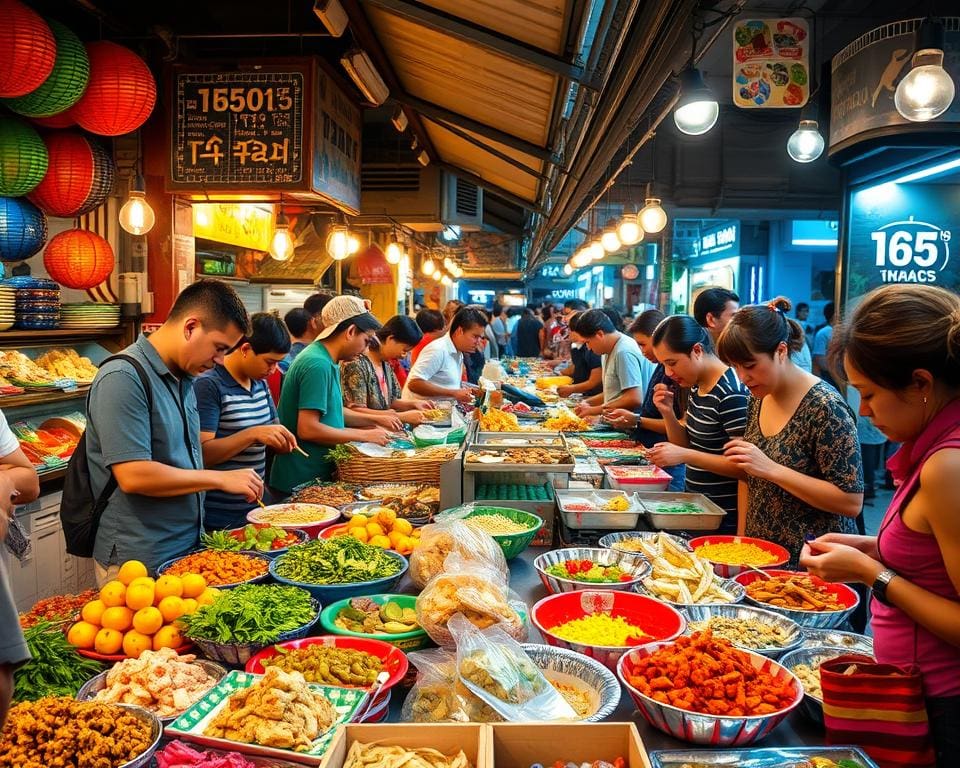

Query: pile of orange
left=67, top=560, right=220, bottom=658
left=344, top=507, right=422, bottom=555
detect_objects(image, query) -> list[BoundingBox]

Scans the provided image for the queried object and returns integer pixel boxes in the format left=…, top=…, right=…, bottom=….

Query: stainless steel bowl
left=116, top=704, right=163, bottom=768
left=521, top=643, right=621, bottom=722
left=739, top=587, right=860, bottom=630
left=618, top=641, right=804, bottom=746
left=779, top=645, right=876, bottom=726
left=801, top=628, right=874, bottom=655
left=77, top=659, right=228, bottom=723
left=681, top=603, right=803, bottom=658
left=598, top=530, right=691, bottom=554
left=635, top=577, right=746, bottom=607
left=534, top=546, right=651, bottom=594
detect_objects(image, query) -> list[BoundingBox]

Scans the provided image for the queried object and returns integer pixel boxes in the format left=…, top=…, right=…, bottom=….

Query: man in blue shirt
left=195, top=312, right=298, bottom=530
left=86, top=280, right=263, bottom=582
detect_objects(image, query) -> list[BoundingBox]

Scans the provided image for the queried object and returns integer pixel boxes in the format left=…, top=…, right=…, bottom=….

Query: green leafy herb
left=200, top=529, right=243, bottom=551
left=327, top=444, right=355, bottom=463
left=14, top=621, right=103, bottom=702
left=178, top=584, right=316, bottom=644
left=273, top=537, right=402, bottom=585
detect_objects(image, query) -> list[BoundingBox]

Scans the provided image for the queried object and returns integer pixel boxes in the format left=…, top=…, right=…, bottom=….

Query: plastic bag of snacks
left=416, top=559, right=525, bottom=648
left=450, top=614, right=576, bottom=722
left=400, top=647, right=501, bottom=722
left=409, top=518, right=507, bottom=589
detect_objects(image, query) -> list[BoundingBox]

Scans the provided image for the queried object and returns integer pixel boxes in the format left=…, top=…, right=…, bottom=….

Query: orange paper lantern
left=43, top=229, right=114, bottom=289
left=68, top=41, right=156, bottom=136
left=0, top=0, right=56, bottom=98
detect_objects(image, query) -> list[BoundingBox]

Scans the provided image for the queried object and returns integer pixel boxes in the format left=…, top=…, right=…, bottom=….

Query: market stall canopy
left=344, top=0, right=589, bottom=212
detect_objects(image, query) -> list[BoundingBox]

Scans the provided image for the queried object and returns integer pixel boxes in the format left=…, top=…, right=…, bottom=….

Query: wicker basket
left=335, top=445, right=457, bottom=485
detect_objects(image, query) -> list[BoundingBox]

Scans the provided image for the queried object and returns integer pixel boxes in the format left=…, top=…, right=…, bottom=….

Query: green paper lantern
left=0, top=117, right=48, bottom=196
left=3, top=20, right=89, bottom=118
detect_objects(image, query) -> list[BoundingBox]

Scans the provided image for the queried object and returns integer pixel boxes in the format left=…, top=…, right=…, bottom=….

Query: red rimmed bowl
left=531, top=589, right=686, bottom=672
left=247, top=503, right=341, bottom=538
left=245, top=634, right=409, bottom=712
left=733, top=569, right=860, bottom=629
left=617, top=640, right=803, bottom=745
left=688, top=535, right=790, bottom=578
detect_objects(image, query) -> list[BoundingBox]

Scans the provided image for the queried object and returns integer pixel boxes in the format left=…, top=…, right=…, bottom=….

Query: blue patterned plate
left=165, top=670, right=369, bottom=765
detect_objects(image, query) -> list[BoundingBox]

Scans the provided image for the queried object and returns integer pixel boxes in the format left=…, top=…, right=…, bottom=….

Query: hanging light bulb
left=118, top=175, right=156, bottom=235
left=422, top=256, right=436, bottom=276
left=571, top=249, right=591, bottom=268
left=326, top=222, right=351, bottom=260
left=617, top=207, right=644, bottom=246
left=432, top=270, right=443, bottom=282
left=588, top=239, right=605, bottom=260
left=600, top=219, right=621, bottom=253
left=440, top=274, right=452, bottom=286
left=269, top=209, right=295, bottom=261
left=674, top=67, right=719, bottom=136
left=563, top=263, right=574, bottom=276
left=786, top=119, right=825, bottom=163
left=895, top=18, right=955, bottom=122
left=385, top=238, right=403, bottom=264
left=348, top=234, right=360, bottom=255
left=639, top=198, right=668, bottom=234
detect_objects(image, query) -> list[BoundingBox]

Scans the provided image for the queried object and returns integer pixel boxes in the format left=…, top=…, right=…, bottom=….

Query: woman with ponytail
left=798, top=285, right=960, bottom=764
left=646, top=315, right=748, bottom=534
left=717, top=297, right=863, bottom=564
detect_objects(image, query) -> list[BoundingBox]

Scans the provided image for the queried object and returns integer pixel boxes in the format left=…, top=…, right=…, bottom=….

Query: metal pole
left=336, top=261, right=342, bottom=294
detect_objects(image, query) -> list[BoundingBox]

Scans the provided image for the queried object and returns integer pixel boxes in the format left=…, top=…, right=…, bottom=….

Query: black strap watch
left=872, top=568, right=897, bottom=606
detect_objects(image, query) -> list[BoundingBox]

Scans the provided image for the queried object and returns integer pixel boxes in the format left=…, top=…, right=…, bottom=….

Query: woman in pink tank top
left=800, top=284, right=960, bottom=766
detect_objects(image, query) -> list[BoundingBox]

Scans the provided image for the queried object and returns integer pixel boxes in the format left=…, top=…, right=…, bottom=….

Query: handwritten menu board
left=732, top=18, right=809, bottom=108
left=172, top=70, right=305, bottom=186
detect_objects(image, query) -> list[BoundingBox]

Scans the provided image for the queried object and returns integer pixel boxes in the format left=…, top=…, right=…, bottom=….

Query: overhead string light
left=787, top=16, right=825, bottom=163
left=269, top=202, right=295, bottom=261
left=639, top=181, right=668, bottom=234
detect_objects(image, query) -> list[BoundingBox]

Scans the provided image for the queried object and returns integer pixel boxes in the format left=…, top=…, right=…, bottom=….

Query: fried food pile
left=0, top=697, right=154, bottom=768
left=416, top=572, right=524, bottom=647
left=34, top=348, right=98, bottom=383
left=0, top=352, right=55, bottom=384
left=634, top=532, right=738, bottom=605
left=478, top=409, right=522, bottom=432
left=94, top=647, right=218, bottom=718
left=203, top=667, right=337, bottom=753
left=745, top=574, right=845, bottom=611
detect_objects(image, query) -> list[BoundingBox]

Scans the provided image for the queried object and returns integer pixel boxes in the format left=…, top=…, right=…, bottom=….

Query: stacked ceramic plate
left=60, top=302, right=121, bottom=329
left=1, top=277, right=61, bottom=330
left=0, top=286, right=15, bottom=332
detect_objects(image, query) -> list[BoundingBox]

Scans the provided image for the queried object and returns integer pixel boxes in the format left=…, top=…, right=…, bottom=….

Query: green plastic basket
left=461, top=506, right=544, bottom=560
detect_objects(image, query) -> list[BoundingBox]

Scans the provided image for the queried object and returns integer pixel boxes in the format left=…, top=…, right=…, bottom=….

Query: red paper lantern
left=357, top=244, right=394, bottom=285
left=31, top=113, right=75, bottom=129
left=68, top=42, right=156, bottom=136
left=28, top=130, right=115, bottom=217
left=0, top=0, right=56, bottom=98
left=43, top=228, right=114, bottom=289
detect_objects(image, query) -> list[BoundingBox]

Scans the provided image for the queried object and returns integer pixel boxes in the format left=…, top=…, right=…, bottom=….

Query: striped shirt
left=195, top=365, right=277, bottom=530
left=684, top=368, right=748, bottom=532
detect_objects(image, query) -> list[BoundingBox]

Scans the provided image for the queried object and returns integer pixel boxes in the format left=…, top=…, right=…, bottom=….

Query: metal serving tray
left=474, top=431, right=565, bottom=445
left=650, top=746, right=879, bottom=768
left=555, top=489, right=645, bottom=529
left=636, top=491, right=727, bottom=530
left=463, top=445, right=575, bottom=473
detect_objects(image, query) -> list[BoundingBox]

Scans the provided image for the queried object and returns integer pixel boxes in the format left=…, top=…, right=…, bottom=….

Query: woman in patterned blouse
left=340, top=315, right=437, bottom=426
left=719, top=296, right=863, bottom=566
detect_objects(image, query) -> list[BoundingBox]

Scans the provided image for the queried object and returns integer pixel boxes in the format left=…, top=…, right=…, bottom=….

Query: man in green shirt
left=270, top=296, right=392, bottom=492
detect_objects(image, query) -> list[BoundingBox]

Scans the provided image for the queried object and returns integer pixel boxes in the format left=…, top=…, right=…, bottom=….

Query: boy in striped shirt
left=195, top=312, right=298, bottom=530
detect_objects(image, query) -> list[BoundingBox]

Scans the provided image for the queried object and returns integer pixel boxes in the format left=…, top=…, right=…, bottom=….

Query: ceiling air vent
left=361, top=164, right=421, bottom=192
left=441, top=172, right=483, bottom=229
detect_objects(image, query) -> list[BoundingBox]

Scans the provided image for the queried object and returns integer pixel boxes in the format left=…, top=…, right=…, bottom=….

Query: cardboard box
left=489, top=722, right=651, bottom=768
left=322, top=723, right=489, bottom=768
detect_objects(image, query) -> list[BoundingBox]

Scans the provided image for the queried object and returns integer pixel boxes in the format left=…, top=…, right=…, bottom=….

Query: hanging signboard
left=845, top=181, right=959, bottom=306
left=168, top=60, right=362, bottom=213
left=829, top=18, right=960, bottom=154
left=732, top=18, right=809, bottom=108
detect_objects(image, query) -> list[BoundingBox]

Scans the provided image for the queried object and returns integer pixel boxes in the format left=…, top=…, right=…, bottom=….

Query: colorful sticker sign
left=733, top=18, right=809, bottom=108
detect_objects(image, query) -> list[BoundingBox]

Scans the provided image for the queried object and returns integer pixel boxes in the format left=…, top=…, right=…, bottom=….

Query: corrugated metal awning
left=346, top=0, right=588, bottom=210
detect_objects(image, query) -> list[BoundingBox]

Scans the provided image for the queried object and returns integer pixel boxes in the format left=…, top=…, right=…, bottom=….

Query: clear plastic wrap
left=409, top=517, right=507, bottom=589
left=400, top=648, right=501, bottom=723
left=449, top=614, right=577, bottom=722
left=415, top=558, right=526, bottom=648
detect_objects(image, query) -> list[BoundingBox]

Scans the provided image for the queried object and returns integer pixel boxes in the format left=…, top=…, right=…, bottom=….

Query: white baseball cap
left=316, top=295, right=381, bottom=340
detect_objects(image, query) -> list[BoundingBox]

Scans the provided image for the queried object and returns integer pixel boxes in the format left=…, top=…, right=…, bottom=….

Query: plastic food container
left=604, top=465, right=672, bottom=491
left=319, top=594, right=430, bottom=651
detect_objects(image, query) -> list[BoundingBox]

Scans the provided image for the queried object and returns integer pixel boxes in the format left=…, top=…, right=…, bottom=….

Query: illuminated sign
left=846, top=181, right=960, bottom=304
left=700, top=223, right=739, bottom=257
left=192, top=203, right=274, bottom=251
